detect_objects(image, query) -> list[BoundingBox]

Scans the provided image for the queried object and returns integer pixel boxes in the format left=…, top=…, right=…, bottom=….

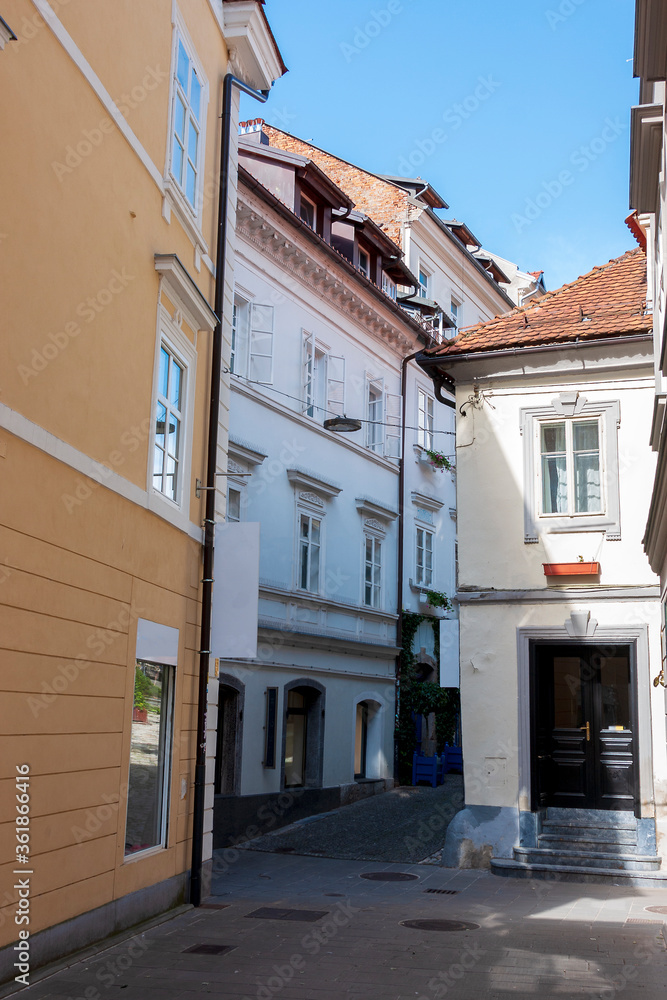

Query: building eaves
left=377, top=175, right=449, bottom=210
left=424, top=208, right=516, bottom=310
left=237, top=164, right=428, bottom=341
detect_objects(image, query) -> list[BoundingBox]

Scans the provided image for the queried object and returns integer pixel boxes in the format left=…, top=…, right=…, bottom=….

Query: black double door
left=533, top=643, right=637, bottom=812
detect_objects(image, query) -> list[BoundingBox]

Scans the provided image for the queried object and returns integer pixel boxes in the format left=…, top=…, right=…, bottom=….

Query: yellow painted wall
left=0, top=0, right=232, bottom=951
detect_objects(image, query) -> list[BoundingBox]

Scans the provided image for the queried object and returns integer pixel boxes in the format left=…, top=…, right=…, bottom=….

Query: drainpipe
left=394, top=350, right=455, bottom=780
left=191, top=73, right=269, bottom=909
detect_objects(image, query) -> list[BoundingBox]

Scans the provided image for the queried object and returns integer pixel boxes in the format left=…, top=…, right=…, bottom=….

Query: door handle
left=579, top=721, right=590, bottom=741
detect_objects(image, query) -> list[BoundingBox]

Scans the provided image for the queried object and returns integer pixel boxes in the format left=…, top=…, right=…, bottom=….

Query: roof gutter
left=417, top=331, right=653, bottom=376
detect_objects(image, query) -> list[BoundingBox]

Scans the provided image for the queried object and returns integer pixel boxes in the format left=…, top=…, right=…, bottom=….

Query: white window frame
left=149, top=308, right=197, bottom=516
left=231, top=294, right=250, bottom=377
left=366, top=376, right=384, bottom=453
left=418, top=263, right=431, bottom=299
left=165, top=19, right=208, bottom=226
left=226, top=484, right=243, bottom=522
left=363, top=531, right=383, bottom=609
left=521, top=397, right=621, bottom=542
left=418, top=388, right=435, bottom=451
left=358, top=247, right=370, bottom=278
left=382, top=272, right=397, bottom=300
left=415, top=525, right=435, bottom=588
left=296, top=505, right=323, bottom=595
left=450, top=297, right=460, bottom=331
left=299, top=194, right=317, bottom=230
left=303, top=331, right=345, bottom=421
left=537, top=416, right=605, bottom=519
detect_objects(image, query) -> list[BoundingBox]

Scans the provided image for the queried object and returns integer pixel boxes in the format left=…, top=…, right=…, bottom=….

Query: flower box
left=132, top=707, right=148, bottom=723
left=543, top=562, right=600, bottom=577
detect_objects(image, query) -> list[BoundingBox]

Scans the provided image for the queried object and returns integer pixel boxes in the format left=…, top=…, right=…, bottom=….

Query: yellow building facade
left=0, top=0, right=284, bottom=979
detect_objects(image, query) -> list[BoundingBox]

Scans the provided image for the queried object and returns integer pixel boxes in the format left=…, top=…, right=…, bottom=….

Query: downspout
left=395, top=348, right=454, bottom=778
left=191, top=73, right=269, bottom=909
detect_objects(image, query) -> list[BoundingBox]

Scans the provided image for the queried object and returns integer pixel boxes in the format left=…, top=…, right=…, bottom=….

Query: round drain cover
left=401, top=919, right=479, bottom=932
left=645, top=906, right=667, bottom=915
left=360, top=872, right=419, bottom=882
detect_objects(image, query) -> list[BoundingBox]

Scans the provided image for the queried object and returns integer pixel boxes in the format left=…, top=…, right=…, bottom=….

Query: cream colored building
left=0, top=0, right=284, bottom=981
left=419, top=250, right=667, bottom=882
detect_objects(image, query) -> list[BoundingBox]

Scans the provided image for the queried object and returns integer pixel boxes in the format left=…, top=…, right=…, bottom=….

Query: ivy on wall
left=395, top=607, right=460, bottom=784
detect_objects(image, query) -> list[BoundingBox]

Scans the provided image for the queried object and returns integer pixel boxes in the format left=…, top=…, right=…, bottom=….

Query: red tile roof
left=261, top=125, right=412, bottom=246
left=424, top=249, right=651, bottom=358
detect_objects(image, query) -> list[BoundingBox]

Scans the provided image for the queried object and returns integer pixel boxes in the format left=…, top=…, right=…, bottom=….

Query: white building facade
left=419, top=250, right=667, bottom=881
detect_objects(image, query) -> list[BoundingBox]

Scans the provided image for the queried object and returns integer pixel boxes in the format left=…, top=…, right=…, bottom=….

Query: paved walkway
left=8, top=850, right=667, bottom=1000
left=237, top=777, right=464, bottom=864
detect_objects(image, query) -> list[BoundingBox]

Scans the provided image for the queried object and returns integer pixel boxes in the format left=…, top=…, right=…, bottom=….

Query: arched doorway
left=282, top=679, right=325, bottom=789
left=215, top=675, right=244, bottom=796
left=354, top=698, right=383, bottom=779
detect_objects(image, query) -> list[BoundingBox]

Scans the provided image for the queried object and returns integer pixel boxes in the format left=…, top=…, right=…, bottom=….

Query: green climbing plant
left=395, top=607, right=460, bottom=784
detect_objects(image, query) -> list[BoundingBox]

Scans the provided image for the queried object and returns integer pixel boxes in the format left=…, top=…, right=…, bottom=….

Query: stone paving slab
left=6, top=851, right=667, bottom=1000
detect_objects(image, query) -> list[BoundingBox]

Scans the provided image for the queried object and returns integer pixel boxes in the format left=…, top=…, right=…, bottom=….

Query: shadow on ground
left=239, top=775, right=463, bottom=864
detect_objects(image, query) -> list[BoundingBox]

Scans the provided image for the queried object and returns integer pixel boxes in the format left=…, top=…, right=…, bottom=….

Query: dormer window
left=382, top=273, right=397, bottom=300
left=358, top=248, right=370, bottom=278
left=419, top=266, right=431, bottom=299
left=299, top=195, right=317, bottom=230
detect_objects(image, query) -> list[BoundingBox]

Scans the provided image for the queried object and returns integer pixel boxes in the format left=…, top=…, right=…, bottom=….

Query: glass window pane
left=172, top=141, right=184, bottom=185
left=311, top=519, right=320, bottom=545
left=541, top=422, right=566, bottom=453
left=186, top=162, right=196, bottom=206
left=125, top=662, right=172, bottom=855
left=552, top=656, right=583, bottom=728
left=170, top=360, right=182, bottom=410
left=153, top=444, right=164, bottom=487
left=542, top=455, right=567, bottom=514
left=301, top=517, right=309, bottom=540
left=168, top=415, right=180, bottom=459
left=574, top=453, right=601, bottom=513
left=174, top=96, right=186, bottom=141
left=190, top=70, right=201, bottom=122
left=227, top=488, right=241, bottom=522
left=599, top=654, right=631, bottom=729
left=300, top=540, right=308, bottom=589
left=155, top=401, right=167, bottom=445
left=187, top=121, right=198, bottom=164
left=309, top=544, right=319, bottom=592
left=177, top=41, right=189, bottom=92
left=159, top=348, right=169, bottom=397
left=573, top=420, right=599, bottom=453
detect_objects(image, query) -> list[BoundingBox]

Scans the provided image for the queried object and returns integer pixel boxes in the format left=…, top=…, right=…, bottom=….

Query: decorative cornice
left=456, top=586, right=660, bottom=604
left=411, top=490, right=445, bottom=512
left=287, top=466, right=342, bottom=499
left=154, top=253, right=217, bottom=331
left=228, top=436, right=267, bottom=466
left=355, top=496, right=398, bottom=520
left=237, top=198, right=416, bottom=354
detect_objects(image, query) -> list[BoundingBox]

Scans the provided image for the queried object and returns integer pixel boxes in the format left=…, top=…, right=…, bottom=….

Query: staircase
left=491, top=808, right=666, bottom=885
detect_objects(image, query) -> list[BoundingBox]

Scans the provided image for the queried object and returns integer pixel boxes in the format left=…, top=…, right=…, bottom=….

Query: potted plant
left=424, top=449, right=452, bottom=472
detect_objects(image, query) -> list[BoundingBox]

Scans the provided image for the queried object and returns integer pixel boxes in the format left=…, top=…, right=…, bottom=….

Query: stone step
left=491, top=858, right=667, bottom=887
left=539, top=829, right=637, bottom=848
left=514, top=847, right=661, bottom=872
left=544, top=807, right=636, bottom=830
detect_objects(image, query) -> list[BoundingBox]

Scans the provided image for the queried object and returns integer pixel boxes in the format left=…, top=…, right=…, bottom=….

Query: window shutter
left=249, top=303, right=274, bottom=384
left=366, top=375, right=384, bottom=451
left=385, top=389, right=402, bottom=458
left=326, top=355, right=345, bottom=417
left=302, top=330, right=315, bottom=413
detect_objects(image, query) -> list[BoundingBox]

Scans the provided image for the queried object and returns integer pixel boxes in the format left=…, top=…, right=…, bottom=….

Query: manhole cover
left=360, top=872, right=419, bottom=882
left=645, top=906, right=667, bottom=915
left=401, top=919, right=479, bottom=932
left=424, top=889, right=458, bottom=895
left=183, top=944, right=236, bottom=955
left=245, top=907, right=328, bottom=922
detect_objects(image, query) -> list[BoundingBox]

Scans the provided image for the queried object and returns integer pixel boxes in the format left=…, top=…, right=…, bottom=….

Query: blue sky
left=240, top=0, right=639, bottom=291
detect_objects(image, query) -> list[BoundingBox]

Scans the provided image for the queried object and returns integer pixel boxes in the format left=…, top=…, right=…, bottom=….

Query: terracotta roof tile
left=262, top=125, right=412, bottom=247
left=425, top=249, right=651, bottom=358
